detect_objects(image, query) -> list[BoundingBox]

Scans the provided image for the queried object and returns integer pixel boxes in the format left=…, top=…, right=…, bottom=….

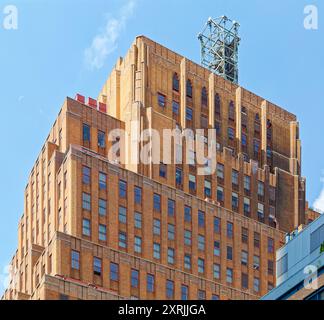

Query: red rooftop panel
left=75, top=94, right=85, bottom=104
left=98, top=102, right=107, bottom=113
left=88, top=97, right=97, bottom=108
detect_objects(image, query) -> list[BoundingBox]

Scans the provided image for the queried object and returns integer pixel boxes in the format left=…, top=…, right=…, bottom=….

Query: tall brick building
left=2, top=36, right=306, bottom=300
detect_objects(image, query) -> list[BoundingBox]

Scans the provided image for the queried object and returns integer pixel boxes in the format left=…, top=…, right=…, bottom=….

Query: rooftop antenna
left=198, top=16, right=241, bottom=84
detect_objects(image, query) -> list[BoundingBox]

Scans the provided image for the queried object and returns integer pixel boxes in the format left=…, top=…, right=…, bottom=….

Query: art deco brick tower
left=2, top=35, right=306, bottom=300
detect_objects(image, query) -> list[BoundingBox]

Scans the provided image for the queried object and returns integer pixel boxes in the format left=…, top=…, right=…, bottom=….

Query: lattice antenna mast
left=198, top=16, right=241, bottom=84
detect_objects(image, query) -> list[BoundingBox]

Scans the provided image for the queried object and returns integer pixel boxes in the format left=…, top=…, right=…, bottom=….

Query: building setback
left=2, top=36, right=306, bottom=300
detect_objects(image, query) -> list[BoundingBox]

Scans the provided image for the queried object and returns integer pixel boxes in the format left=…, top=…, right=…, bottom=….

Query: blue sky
left=0, top=0, right=323, bottom=293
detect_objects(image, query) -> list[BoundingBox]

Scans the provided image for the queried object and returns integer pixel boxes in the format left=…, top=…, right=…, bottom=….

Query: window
left=310, top=224, right=324, bottom=252
left=217, top=163, right=224, bottom=179
left=82, top=219, right=91, bottom=236
left=167, top=248, right=175, bottom=264
left=82, top=166, right=91, bottom=185
left=215, top=121, right=221, bottom=136
left=212, top=295, right=220, bottom=300
left=131, top=269, right=139, bottom=288
left=134, top=212, right=142, bottom=229
left=257, top=203, right=264, bottom=220
left=242, top=227, right=248, bottom=244
left=213, top=264, right=220, bottom=279
left=71, top=250, right=80, bottom=270
left=184, top=254, right=191, bottom=270
left=225, top=245, right=232, bottom=261
left=201, top=87, right=208, bottom=106
left=228, top=127, right=235, bottom=140
left=93, top=257, right=102, bottom=276
left=173, top=73, right=179, bottom=92
left=253, top=255, right=260, bottom=270
left=214, top=217, right=221, bottom=234
left=172, top=101, right=179, bottom=115
left=198, top=210, right=205, bottom=227
left=181, top=285, right=188, bottom=300
left=254, top=114, right=261, bottom=133
left=232, top=170, right=239, bottom=185
left=244, top=175, right=251, bottom=191
left=186, top=80, right=192, bottom=98
left=268, top=282, right=274, bottom=291
left=198, top=258, right=205, bottom=273
left=201, top=115, right=208, bottom=128
left=83, top=124, right=90, bottom=142
left=244, top=198, right=250, bottom=215
left=168, top=224, right=175, bottom=240
left=98, top=130, right=105, bottom=148
left=153, top=243, right=161, bottom=259
left=217, top=186, right=224, bottom=202
left=153, top=219, right=161, bottom=235
left=258, top=181, right=264, bottom=197
left=214, top=241, right=220, bottom=257
left=254, top=139, right=260, bottom=155
left=168, top=199, right=175, bottom=216
left=198, top=235, right=205, bottom=251
left=99, top=172, right=107, bottom=190
left=241, top=250, right=248, bottom=266
left=184, top=230, right=192, bottom=246
left=241, top=107, right=248, bottom=127
left=176, top=168, right=183, bottom=185
left=147, top=274, right=155, bottom=293
left=186, top=107, right=193, bottom=121
left=166, top=280, right=174, bottom=299
left=134, top=236, right=142, bottom=253
left=198, top=290, right=206, bottom=300
left=254, top=232, right=260, bottom=248
left=110, top=263, right=119, bottom=281
left=159, top=163, right=167, bottom=178
left=119, top=206, right=127, bottom=224
left=184, top=206, right=191, bottom=222
left=204, top=180, right=211, bottom=198
left=227, top=222, right=233, bottom=238
left=119, top=180, right=127, bottom=198
left=267, top=146, right=272, bottom=159
left=277, top=254, right=288, bottom=277
left=189, top=174, right=196, bottom=191
left=269, top=187, right=276, bottom=203
left=215, top=93, right=221, bottom=115
left=268, top=238, right=274, bottom=253
left=228, top=101, right=235, bottom=120
left=268, top=260, right=274, bottom=275
left=232, top=192, right=239, bottom=210
left=99, top=224, right=107, bottom=241
left=119, top=232, right=127, bottom=249
left=226, top=268, right=233, bottom=284
left=99, top=199, right=107, bottom=216
left=134, top=186, right=142, bottom=204
left=254, top=277, right=260, bottom=293
left=153, top=194, right=161, bottom=212
left=242, top=273, right=249, bottom=289
left=82, top=192, right=91, bottom=211
left=158, top=93, right=166, bottom=107
left=242, top=133, right=247, bottom=147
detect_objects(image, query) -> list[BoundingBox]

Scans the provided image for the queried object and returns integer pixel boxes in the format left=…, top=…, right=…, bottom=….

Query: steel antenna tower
left=198, top=16, right=241, bottom=84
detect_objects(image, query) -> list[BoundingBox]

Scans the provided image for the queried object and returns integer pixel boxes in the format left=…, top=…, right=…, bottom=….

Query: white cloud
left=84, top=0, right=137, bottom=70
left=313, top=187, right=324, bottom=213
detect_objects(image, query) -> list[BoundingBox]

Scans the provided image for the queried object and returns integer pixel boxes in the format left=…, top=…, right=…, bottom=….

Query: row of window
left=71, top=250, right=266, bottom=294
left=81, top=215, right=274, bottom=258
left=83, top=165, right=276, bottom=205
